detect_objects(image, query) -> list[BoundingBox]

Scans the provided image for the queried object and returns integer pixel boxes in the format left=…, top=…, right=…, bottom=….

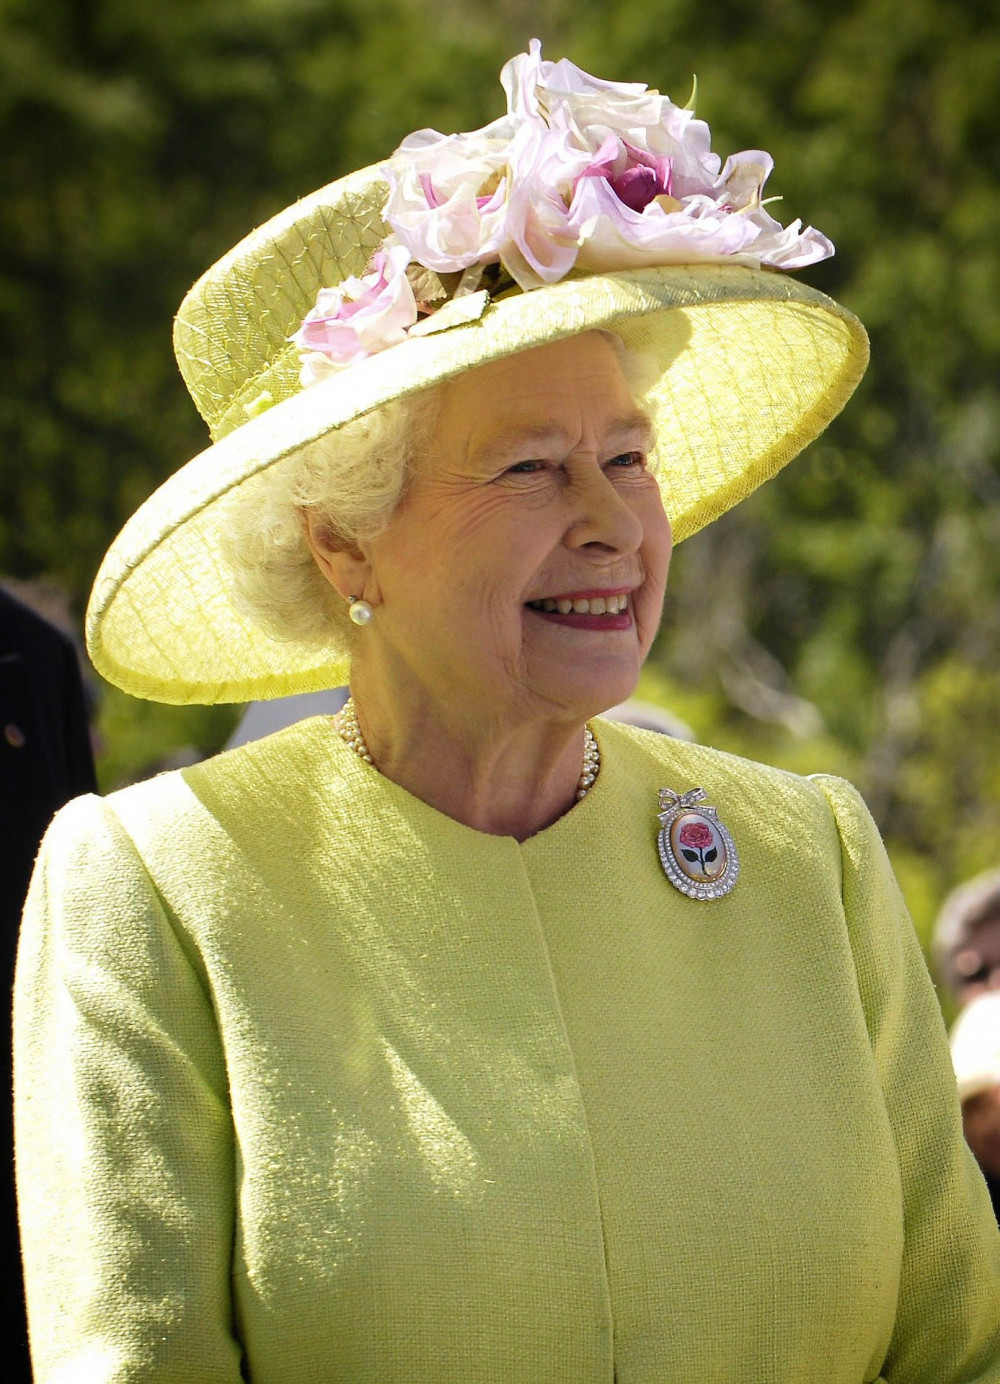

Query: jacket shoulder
left=104, top=713, right=335, bottom=829
left=597, top=718, right=859, bottom=856
left=599, top=718, right=826, bottom=797
left=0, top=586, right=77, bottom=661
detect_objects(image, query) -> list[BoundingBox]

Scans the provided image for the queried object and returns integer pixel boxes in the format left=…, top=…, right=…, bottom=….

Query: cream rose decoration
left=293, top=42, right=834, bottom=379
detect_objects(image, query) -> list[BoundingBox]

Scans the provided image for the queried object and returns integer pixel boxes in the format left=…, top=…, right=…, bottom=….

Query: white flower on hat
left=291, top=244, right=417, bottom=382
left=500, top=40, right=720, bottom=192
left=495, top=117, right=593, bottom=288
left=382, top=123, right=512, bottom=274
left=385, top=40, right=832, bottom=288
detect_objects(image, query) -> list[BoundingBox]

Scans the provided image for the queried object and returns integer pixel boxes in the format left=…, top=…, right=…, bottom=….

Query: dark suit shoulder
left=0, top=586, right=78, bottom=662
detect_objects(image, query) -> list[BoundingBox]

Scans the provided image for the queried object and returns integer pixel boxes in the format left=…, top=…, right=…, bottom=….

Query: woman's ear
left=300, top=509, right=374, bottom=603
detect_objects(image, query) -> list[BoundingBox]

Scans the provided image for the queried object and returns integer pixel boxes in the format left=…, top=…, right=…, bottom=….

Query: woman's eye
left=501, top=452, right=645, bottom=479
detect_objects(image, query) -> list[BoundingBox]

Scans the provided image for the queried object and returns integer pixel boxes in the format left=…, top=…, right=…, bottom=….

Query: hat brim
left=87, top=262, right=867, bottom=705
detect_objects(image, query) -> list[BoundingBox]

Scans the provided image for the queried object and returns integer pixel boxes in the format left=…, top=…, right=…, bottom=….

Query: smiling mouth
left=525, top=593, right=630, bottom=616
left=523, top=591, right=635, bottom=632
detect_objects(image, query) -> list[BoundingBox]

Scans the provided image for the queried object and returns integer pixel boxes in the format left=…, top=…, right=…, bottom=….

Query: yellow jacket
left=14, top=717, right=1000, bottom=1382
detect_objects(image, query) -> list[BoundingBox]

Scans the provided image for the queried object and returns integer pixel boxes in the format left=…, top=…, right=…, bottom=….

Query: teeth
left=528, top=593, right=631, bottom=615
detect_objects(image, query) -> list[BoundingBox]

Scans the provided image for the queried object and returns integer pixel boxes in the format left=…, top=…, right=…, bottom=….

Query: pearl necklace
left=333, top=697, right=601, bottom=801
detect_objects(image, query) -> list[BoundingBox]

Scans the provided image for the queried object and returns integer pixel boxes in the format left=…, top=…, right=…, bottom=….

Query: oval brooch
left=656, top=786, right=740, bottom=901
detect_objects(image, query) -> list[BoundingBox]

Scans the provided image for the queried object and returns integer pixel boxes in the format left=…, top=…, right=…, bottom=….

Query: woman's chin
left=522, top=619, right=640, bottom=703
left=527, top=663, right=641, bottom=722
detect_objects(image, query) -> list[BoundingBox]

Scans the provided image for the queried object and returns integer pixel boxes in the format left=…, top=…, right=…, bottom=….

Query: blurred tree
left=1, top=0, right=997, bottom=938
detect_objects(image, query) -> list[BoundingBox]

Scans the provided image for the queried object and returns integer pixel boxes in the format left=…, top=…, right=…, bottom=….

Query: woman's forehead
left=461, top=330, right=627, bottom=393
left=433, top=333, right=647, bottom=455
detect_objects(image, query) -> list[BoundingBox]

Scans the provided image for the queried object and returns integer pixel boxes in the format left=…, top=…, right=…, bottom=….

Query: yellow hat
left=86, top=45, right=868, bottom=706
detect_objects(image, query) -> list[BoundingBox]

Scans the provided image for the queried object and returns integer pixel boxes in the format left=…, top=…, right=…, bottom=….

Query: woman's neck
left=343, top=666, right=593, bottom=842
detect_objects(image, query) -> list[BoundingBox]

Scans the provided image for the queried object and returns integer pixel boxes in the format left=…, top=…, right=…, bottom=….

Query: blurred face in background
left=952, top=912, right=1000, bottom=1007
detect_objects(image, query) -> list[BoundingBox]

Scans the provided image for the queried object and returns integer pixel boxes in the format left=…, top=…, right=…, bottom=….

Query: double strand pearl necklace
left=333, top=697, right=601, bottom=801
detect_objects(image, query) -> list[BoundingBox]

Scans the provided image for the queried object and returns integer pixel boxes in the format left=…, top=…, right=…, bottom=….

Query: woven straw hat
left=86, top=71, right=869, bottom=706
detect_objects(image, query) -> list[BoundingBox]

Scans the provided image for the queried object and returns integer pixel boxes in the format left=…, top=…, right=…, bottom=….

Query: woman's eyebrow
left=471, top=424, right=572, bottom=468
left=472, top=412, right=654, bottom=468
left=608, top=410, right=655, bottom=449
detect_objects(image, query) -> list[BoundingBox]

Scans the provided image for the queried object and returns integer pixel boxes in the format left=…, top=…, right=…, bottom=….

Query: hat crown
left=173, top=168, right=389, bottom=442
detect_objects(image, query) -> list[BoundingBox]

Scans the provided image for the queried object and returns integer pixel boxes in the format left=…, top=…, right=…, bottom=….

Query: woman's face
left=354, top=332, right=672, bottom=726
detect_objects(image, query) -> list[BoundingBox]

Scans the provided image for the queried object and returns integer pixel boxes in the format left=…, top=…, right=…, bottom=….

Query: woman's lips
left=524, top=604, right=634, bottom=632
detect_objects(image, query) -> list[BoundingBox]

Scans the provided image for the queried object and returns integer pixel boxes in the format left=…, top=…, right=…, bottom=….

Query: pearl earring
left=347, top=596, right=374, bottom=626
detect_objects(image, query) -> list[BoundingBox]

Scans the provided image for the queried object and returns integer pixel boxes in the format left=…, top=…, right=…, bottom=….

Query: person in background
left=1, top=582, right=97, bottom=1382
left=950, top=993, right=1000, bottom=1220
left=934, top=869, right=1000, bottom=1009
left=934, top=869, right=1000, bottom=1220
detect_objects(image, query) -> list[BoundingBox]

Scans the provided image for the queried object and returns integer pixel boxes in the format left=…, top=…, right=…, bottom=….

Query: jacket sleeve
left=813, top=774, right=1000, bottom=1384
left=14, top=793, right=245, bottom=1383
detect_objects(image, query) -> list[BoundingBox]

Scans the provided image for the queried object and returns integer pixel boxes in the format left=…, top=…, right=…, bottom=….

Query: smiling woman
left=293, top=332, right=671, bottom=838
left=14, top=41, right=1000, bottom=1384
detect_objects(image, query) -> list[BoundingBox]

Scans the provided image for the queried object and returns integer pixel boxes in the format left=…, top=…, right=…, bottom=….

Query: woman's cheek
left=637, top=549, right=671, bottom=653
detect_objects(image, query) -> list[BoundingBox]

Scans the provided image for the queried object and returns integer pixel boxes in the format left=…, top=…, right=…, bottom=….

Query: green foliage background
left=2, top=0, right=998, bottom=957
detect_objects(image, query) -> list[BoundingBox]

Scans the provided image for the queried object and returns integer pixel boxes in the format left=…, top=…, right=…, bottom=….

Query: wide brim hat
left=86, top=163, right=868, bottom=706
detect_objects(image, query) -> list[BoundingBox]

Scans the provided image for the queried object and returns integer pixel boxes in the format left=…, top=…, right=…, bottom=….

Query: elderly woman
left=14, top=43, right=1000, bottom=1384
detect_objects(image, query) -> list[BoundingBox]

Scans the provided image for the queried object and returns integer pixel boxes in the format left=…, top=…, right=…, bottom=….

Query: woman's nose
left=563, top=465, right=644, bottom=554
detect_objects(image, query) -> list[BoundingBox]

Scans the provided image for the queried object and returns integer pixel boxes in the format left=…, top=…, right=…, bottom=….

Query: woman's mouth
left=524, top=591, right=634, bottom=630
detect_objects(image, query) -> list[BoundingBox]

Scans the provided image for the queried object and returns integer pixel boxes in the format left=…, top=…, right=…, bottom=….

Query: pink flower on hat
left=564, top=144, right=831, bottom=274
left=291, top=244, right=418, bottom=384
left=512, top=39, right=835, bottom=274
left=562, top=132, right=755, bottom=272
left=581, top=139, right=675, bottom=213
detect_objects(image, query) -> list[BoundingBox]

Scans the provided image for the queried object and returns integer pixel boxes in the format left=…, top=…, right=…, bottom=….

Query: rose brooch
left=656, top=787, right=740, bottom=901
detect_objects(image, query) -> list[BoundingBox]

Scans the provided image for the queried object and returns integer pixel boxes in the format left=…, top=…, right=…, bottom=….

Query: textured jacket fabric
left=14, top=716, right=1000, bottom=1383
